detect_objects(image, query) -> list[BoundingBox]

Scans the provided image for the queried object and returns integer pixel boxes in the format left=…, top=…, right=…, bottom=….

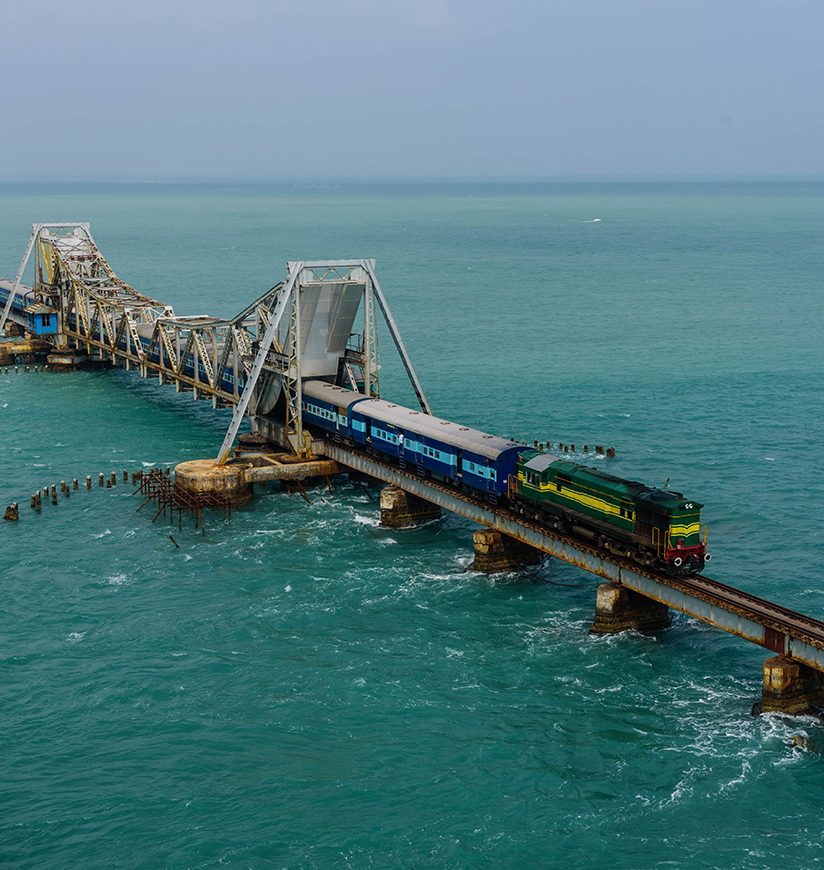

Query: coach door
left=398, top=431, right=409, bottom=468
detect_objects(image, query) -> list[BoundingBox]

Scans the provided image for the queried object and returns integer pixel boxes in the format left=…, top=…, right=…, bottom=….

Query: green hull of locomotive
left=511, top=450, right=707, bottom=572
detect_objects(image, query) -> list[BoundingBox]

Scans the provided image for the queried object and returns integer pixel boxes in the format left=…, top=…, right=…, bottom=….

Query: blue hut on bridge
left=23, top=302, right=58, bottom=336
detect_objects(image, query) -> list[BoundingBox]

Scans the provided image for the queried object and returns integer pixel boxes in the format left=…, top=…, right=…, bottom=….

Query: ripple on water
left=2, top=184, right=824, bottom=868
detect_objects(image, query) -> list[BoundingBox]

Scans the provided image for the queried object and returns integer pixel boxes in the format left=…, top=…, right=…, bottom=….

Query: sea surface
left=1, top=181, right=823, bottom=868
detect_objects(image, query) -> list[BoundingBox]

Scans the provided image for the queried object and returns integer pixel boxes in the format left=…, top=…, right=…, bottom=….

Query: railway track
left=320, top=441, right=824, bottom=656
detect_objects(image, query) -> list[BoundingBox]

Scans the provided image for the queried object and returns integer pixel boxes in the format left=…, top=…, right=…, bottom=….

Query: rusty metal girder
left=320, top=442, right=824, bottom=674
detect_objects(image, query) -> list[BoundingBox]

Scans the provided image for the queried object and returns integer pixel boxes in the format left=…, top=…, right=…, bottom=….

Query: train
left=301, top=380, right=710, bottom=574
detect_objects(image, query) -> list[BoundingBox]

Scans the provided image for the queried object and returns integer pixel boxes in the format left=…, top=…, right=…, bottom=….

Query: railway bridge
left=2, top=222, right=823, bottom=718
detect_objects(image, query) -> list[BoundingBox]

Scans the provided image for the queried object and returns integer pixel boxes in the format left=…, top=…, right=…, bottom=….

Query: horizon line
left=1, top=174, right=823, bottom=185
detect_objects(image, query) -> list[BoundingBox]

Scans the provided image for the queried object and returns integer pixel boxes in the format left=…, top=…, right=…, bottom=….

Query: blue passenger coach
left=353, top=398, right=524, bottom=498
left=301, top=380, right=369, bottom=437
left=301, top=380, right=526, bottom=500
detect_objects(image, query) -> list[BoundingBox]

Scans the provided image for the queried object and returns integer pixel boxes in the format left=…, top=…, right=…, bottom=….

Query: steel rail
left=319, top=441, right=824, bottom=670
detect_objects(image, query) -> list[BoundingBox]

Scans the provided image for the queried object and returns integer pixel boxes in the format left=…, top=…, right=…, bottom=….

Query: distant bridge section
left=0, top=223, right=430, bottom=456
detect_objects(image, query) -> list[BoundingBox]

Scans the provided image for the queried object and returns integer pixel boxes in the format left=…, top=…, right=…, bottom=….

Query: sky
left=1, top=0, right=822, bottom=181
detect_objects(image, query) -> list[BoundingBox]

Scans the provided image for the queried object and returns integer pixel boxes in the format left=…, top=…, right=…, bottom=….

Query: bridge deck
left=319, top=442, right=824, bottom=673
left=5, top=228, right=823, bottom=681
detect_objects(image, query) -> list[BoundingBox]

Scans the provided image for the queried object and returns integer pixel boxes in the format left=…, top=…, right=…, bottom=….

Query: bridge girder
left=2, top=224, right=432, bottom=461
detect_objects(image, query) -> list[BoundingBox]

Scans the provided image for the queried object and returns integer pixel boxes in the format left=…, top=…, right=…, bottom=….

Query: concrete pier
left=471, top=529, right=542, bottom=572
left=175, top=459, right=254, bottom=507
left=590, top=583, right=672, bottom=634
left=756, top=655, right=824, bottom=716
left=243, top=455, right=340, bottom=484
left=46, top=351, right=87, bottom=371
left=380, top=486, right=440, bottom=529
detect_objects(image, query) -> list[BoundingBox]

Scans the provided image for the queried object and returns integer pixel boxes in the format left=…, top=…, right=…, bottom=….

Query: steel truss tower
left=216, top=259, right=431, bottom=463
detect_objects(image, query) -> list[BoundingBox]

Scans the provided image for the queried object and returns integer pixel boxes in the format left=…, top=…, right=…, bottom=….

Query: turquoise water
left=1, top=182, right=823, bottom=867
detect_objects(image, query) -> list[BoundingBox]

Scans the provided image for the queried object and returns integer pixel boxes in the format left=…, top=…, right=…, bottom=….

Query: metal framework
left=322, top=442, right=824, bottom=674
left=1, top=225, right=431, bottom=460
left=215, top=259, right=431, bottom=463
left=7, top=222, right=824, bottom=688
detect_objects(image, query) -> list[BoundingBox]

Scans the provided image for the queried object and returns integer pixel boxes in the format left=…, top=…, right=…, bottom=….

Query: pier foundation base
left=46, top=351, right=88, bottom=371
left=590, top=583, right=672, bottom=634
left=471, top=529, right=543, bottom=572
left=755, top=656, right=824, bottom=716
left=174, top=459, right=253, bottom=507
left=380, top=486, right=440, bottom=529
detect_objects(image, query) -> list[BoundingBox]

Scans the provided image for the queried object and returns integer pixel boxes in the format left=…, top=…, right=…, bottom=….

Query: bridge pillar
left=46, top=351, right=88, bottom=372
left=471, top=529, right=542, bottom=573
left=379, top=486, right=440, bottom=529
left=755, top=656, right=824, bottom=716
left=590, top=583, right=672, bottom=635
left=175, top=459, right=253, bottom=507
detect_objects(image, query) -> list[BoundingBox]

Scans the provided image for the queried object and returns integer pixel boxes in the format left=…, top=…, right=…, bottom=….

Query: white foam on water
left=183, top=554, right=192, bottom=561
left=92, top=529, right=112, bottom=539
left=284, top=584, right=292, bottom=592
left=107, top=573, right=130, bottom=586
left=595, top=684, right=624, bottom=695
left=420, top=571, right=465, bottom=583
left=718, top=759, right=752, bottom=794
left=354, top=513, right=381, bottom=527
left=657, top=764, right=706, bottom=808
left=66, top=631, right=86, bottom=643
left=583, top=218, right=602, bottom=223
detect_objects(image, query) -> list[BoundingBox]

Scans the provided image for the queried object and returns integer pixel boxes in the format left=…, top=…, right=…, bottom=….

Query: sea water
left=1, top=182, right=823, bottom=867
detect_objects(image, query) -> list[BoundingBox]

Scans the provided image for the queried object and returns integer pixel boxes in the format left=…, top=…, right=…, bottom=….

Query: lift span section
left=320, top=442, right=824, bottom=674
left=0, top=225, right=431, bottom=456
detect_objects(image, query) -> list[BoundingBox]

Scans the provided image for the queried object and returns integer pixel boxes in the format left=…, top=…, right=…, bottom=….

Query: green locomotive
left=510, top=450, right=709, bottom=573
